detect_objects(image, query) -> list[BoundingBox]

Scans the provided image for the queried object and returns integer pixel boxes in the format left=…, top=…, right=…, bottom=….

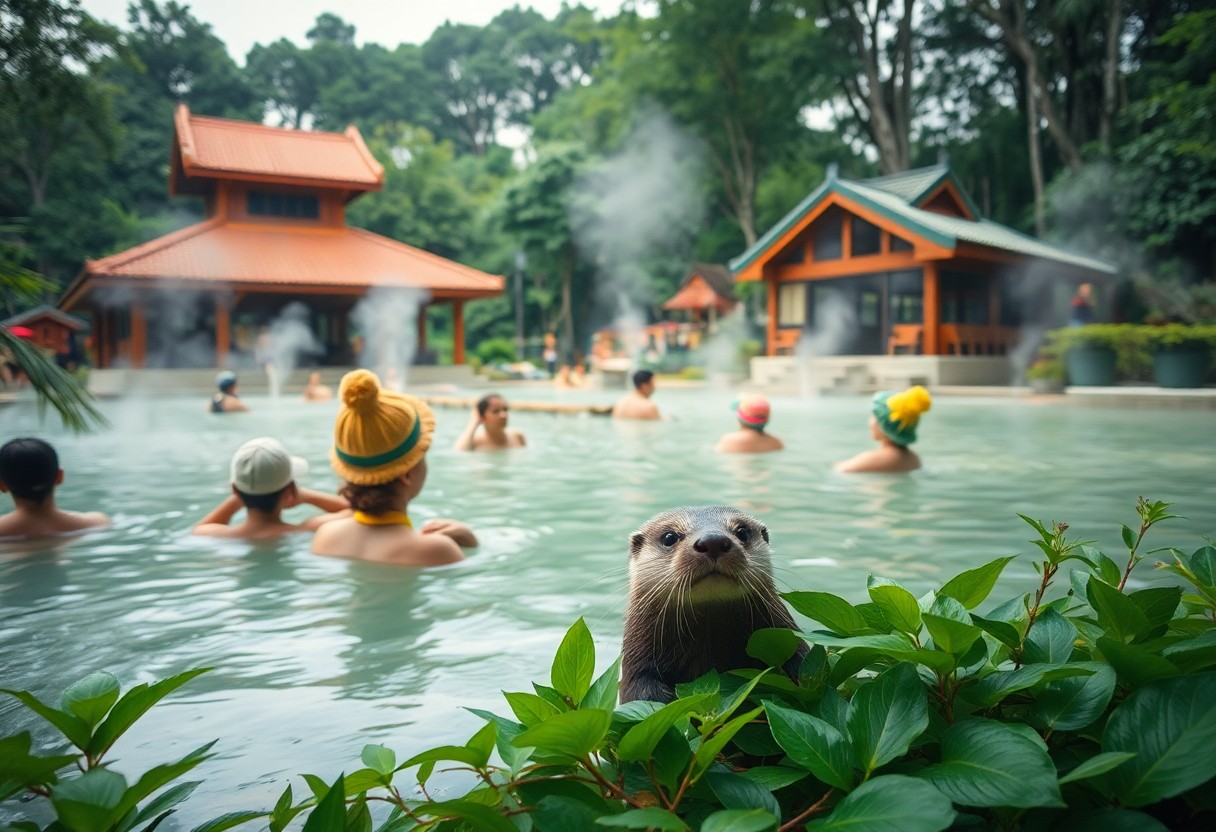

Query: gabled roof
left=172, top=104, right=384, bottom=192
left=731, top=164, right=1115, bottom=276
left=663, top=277, right=736, bottom=312
left=685, top=263, right=736, bottom=300
left=61, top=219, right=503, bottom=308
left=3, top=304, right=87, bottom=330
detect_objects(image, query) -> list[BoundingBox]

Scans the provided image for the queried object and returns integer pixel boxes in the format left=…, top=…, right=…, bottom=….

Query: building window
left=888, top=269, right=923, bottom=324
left=851, top=217, right=882, bottom=256
left=890, top=235, right=913, bottom=252
left=812, top=206, right=844, bottom=261
left=778, top=283, right=807, bottom=327
left=248, top=191, right=320, bottom=219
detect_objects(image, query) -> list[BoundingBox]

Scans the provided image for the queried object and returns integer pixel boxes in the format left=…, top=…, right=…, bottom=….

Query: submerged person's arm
left=297, top=489, right=351, bottom=530
left=193, top=494, right=243, bottom=534
left=453, top=409, right=482, bottom=451
left=421, top=518, right=478, bottom=547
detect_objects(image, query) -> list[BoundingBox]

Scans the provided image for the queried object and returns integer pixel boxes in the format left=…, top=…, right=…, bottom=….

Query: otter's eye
left=734, top=525, right=752, bottom=544
left=659, top=531, right=680, bottom=548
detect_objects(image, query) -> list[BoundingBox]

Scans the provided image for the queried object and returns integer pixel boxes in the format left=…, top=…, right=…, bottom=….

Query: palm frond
left=0, top=329, right=108, bottom=433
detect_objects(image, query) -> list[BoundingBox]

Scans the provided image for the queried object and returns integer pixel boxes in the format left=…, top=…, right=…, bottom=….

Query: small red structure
left=59, top=105, right=503, bottom=368
left=662, top=263, right=737, bottom=320
left=3, top=305, right=87, bottom=357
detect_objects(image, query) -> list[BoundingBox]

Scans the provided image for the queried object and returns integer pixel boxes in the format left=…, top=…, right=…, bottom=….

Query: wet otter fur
left=620, top=506, right=808, bottom=703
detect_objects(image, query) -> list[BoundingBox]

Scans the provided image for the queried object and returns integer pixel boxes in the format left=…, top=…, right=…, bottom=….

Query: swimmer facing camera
left=620, top=505, right=807, bottom=703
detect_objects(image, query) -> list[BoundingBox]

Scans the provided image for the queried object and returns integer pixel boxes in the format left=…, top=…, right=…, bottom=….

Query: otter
left=620, top=506, right=808, bottom=703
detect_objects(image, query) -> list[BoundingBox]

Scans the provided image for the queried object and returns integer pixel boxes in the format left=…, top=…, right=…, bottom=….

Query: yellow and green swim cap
left=871, top=385, right=932, bottom=446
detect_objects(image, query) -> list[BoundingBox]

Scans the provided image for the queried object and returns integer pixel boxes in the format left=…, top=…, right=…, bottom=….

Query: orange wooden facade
left=732, top=166, right=1115, bottom=357
left=2, top=306, right=86, bottom=357
left=60, top=106, right=503, bottom=368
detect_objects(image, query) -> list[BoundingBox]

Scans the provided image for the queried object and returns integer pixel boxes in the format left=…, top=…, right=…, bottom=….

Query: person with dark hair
left=453, top=393, right=527, bottom=451
left=193, top=438, right=349, bottom=539
left=1069, top=283, right=1096, bottom=327
left=311, top=370, right=476, bottom=565
left=209, top=371, right=249, bottom=413
left=612, top=369, right=662, bottom=420
left=835, top=386, right=932, bottom=474
left=715, top=395, right=784, bottom=454
left=0, top=438, right=108, bottom=539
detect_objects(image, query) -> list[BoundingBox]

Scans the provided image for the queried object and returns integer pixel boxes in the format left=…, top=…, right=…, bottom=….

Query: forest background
left=2, top=0, right=1214, bottom=363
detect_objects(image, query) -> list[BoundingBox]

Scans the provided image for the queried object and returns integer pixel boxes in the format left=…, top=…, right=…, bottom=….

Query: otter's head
left=629, top=506, right=772, bottom=604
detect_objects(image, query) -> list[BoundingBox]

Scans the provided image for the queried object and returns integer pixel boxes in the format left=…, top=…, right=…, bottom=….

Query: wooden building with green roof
left=731, top=163, right=1115, bottom=362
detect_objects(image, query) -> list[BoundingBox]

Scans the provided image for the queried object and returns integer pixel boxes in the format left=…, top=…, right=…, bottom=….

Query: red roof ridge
left=347, top=227, right=504, bottom=286
left=345, top=125, right=385, bottom=180
left=87, top=217, right=225, bottom=274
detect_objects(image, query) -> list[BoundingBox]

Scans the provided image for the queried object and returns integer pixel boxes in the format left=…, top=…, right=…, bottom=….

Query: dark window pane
left=890, top=235, right=913, bottom=252
left=812, top=206, right=843, bottom=261
left=851, top=217, right=881, bottom=256
left=248, top=191, right=320, bottom=219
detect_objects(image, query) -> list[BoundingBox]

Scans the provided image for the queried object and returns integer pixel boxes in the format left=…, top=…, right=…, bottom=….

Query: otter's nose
left=693, top=532, right=735, bottom=559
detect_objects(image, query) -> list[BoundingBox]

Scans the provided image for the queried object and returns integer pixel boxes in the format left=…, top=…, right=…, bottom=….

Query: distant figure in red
left=1069, top=283, right=1095, bottom=327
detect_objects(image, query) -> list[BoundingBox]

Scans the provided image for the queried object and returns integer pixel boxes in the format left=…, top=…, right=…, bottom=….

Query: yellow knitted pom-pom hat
left=329, top=370, right=436, bottom=485
left=871, top=385, right=932, bottom=446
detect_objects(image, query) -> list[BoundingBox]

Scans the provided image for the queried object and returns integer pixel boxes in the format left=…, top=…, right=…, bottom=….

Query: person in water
left=835, top=385, right=932, bottom=474
left=715, top=394, right=784, bottom=454
left=454, top=393, right=527, bottom=451
left=612, top=369, right=662, bottom=420
left=193, top=438, right=349, bottom=540
left=0, top=438, right=109, bottom=539
left=302, top=371, right=333, bottom=402
left=210, top=371, right=249, bottom=413
left=311, top=370, right=476, bottom=566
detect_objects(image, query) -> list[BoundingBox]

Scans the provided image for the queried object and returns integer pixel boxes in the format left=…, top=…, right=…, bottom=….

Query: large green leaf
left=747, top=627, right=802, bottom=667
left=552, top=618, right=596, bottom=706
left=1029, top=663, right=1116, bottom=731
left=1057, top=752, right=1136, bottom=785
left=89, top=669, right=211, bottom=758
left=0, top=732, right=77, bottom=787
left=61, top=672, right=121, bottom=728
left=360, top=745, right=395, bottom=775
left=1022, top=608, right=1077, bottom=664
left=867, top=577, right=921, bottom=634
left=1065, top=809, right=1169, bottom=832
left=922, top=614, right=982, bottom=656
left=0, top=688, right=91, bottom=750
left=504, top=691, right=560, bottom=726
left=415, top=799, right=518, bottom=832
left=806, top=775, right=955, bottom=832
left=694, top=706, right=763, bottom=778
left=301, top=773, right=345, bottom=832
left=938, top=557, right=1016, bottom=610
left=465, top=721, right=496, bottom=769
left=765, top=701, right=853, bottom=790
left=783, top=592, right=868, bottom=635
left=1087, top=580, right=1149, bottom=642
left=188, top=811, right=267, bottom=832
left=616, top=693, right=713, bottom=761
left=737, top=766, right=809, bottom=791
left=534, top=795, right=601, bottom=832
left=1097, top=637, right=1180, bottom=687
left=466, top=708, right=531, bottom=771
left=1102, top=672, right=1216, bottom=806
left=847, top=663, right=928, bottom=778
left=1127, top=586, right=1183, bottom=633
left=705, top=769, right=781, bottom=816
left=595, top=808, right=687, bottom=830
left=700, top=809, right=778, bottom=832
left=921, top=718, right=1064, bottom=808
left=964, top=664, right=1094, bottom=707
left=511, top=708, right=611, bottom=759
left=583, top=657, right=622, bottom=712
left=108, top=740, right=216, bottom=822
left=51, top=769, right=127, bottom=832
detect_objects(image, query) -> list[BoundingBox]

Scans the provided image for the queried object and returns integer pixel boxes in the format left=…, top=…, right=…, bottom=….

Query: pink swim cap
left=734, top=394, right=770, bottom=428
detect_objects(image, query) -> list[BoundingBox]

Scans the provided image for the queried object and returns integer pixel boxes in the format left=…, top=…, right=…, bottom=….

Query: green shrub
left=7, top=501, right=1214, bottom=832
left=1025, top=356, right=1066, bottom=382
left=1141, top=323, right=1216, bottom=352
left=678, top=365, right=707, bottom=380
left=475, top=337, right=517, bottom=366
left=1044, top=325, right=1152, bottom=381
left=739, top=339, right=764, bottom=364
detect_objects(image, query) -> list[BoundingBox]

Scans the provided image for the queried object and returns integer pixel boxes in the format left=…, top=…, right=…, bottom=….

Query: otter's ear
left=759, top=524, right=770, bottom=544
left=630, top=531, right=645, bottom=558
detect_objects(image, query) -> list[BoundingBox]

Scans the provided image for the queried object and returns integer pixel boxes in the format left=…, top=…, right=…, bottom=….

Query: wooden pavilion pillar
left=452, top=300, right=465, bottom=365
left=215, top=294, right=230, bottom=368
left=766, top=275, right=778, bottom=356
left=922, top=262, right=940, bottom=356
left=131, top=298, right=148, bottom=368
left=92, top=309, right=107, bottom=369
left=417, top=305, right=428, bottom=354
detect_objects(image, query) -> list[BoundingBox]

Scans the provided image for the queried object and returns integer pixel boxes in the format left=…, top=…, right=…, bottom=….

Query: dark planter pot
left=1066, top=346, right=1117, bottom=386
left=1153, top=348, right=1210, bottom=389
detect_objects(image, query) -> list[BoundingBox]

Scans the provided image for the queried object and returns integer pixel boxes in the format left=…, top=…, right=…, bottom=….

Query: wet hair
left=632, top=369, right=655, bottom=390
left=233, top=486, right=288, bottom=513
left=477, top=393, right=504, bottom=417
left=340, top=480, right=399, bottom=515
left=0, top=438, right=59, bottom=503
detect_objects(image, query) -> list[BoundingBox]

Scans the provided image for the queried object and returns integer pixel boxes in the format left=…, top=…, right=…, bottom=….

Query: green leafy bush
left=1141, top=323, right=1216, bottom=353
left=1025, top=357, right=1066, bottom=383
left=475, top=337, right=518, bottom=366
left=1045, top=325, right=1151, bottom=380
left=6, top=501, right=1215, bottom=832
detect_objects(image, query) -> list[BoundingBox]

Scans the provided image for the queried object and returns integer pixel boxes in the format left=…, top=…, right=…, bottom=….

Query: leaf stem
left=1117, top=523, right=1148, bottom=592
left=778, top=788, right=835, bottom=831
left=580, top=755, right=645, bottom=808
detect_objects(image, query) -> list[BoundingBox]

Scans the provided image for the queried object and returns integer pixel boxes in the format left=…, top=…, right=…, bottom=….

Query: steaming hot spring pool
left=1, top=386, right=1214, bottom=821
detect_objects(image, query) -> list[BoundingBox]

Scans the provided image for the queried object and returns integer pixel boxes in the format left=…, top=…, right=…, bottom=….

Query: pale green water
left=1, top=388, right=1213, bottom=823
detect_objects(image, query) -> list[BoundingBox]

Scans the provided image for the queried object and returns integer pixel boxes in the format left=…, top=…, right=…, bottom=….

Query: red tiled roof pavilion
left=60, top=105, right=503, bottom=368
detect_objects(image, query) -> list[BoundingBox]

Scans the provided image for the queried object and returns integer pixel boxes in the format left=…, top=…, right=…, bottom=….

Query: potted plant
left=1045, top=324, right=1137, bottom=386
left=1025, top=356, right=1066, bottom=393
left=1144, top=323, right=1215, bottom=388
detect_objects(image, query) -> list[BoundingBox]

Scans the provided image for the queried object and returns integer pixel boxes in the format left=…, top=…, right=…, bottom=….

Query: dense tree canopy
left=2, top=0, right=1215, bottom=350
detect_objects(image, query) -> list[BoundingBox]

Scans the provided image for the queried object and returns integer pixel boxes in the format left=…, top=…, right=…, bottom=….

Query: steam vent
left=59, top=105, right=503, bottom=368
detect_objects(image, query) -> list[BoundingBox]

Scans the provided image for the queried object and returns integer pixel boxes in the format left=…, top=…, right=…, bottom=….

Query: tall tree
left=818, top=0, right=919, bottom=174
left=422, top=21, right=517, bottom=154
left=632, top=0, right=825, bottom=246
